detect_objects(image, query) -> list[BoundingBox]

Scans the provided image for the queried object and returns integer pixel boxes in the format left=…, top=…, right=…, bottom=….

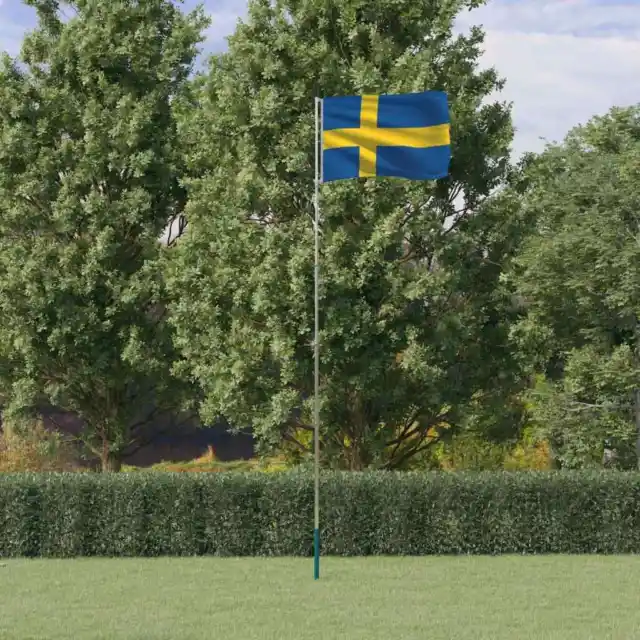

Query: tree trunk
left=345, top=438, right=366, bottom=471
left=101, top=453, right=122, bottom=472
left=100, top=439, right=122, bottom=472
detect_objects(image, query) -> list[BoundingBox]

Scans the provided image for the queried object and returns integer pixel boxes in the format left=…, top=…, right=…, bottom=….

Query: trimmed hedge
left=1, top=471, right=640, bottom=557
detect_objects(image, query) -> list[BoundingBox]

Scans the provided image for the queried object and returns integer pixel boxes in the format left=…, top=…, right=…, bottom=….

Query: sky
left=0, top=0, right=639, bottom=157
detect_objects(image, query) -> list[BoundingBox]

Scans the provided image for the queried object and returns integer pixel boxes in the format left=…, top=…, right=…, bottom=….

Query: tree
left=167, top=0, right=526, bottom=469
left=0, top=0, right=208, bottom=471
left=512, top=105, right=640, bottom=468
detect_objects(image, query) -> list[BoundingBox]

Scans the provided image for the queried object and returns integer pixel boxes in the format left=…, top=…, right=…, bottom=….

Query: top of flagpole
left=317, top=97, right=324, bottom=185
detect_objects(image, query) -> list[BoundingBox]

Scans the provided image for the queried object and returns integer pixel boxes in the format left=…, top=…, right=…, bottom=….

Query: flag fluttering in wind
left=321, top=90, right=451, bottom=182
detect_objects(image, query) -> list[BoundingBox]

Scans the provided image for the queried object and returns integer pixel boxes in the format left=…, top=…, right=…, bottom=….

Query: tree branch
left=123, top=410, right=198, bottom=457
left=128, top=406, right=162, bottom=434
left=283, top=431, right=309, bottom=453
left=443, top=206, right=473, bottom=236
left=386, top=424, right=421, bottom=449
left=385, top=410, right=452, bottom=468
left=528, top=391, right=633, bottom=412
left=291, top=417, right=314, bottom=432
left=385, top=407, right=423, bottom=449
left=386, top=438, right=437, bottom=469
left=166, top=214, right=188, bottom=247
left=566, top=400, right=634, bottom=412
left=398, top=245, right=417, bottom=264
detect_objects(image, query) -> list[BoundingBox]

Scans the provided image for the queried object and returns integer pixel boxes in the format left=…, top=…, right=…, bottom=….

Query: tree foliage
left=167, top=0, right=527, bottom=469
left=0, top=0, right=208, bottom=470
left=513, top=105, right=640, bottom=468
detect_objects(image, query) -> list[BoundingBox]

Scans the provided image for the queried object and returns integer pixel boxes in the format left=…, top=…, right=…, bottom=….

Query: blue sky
left=1, top=0, right=639, bottom=157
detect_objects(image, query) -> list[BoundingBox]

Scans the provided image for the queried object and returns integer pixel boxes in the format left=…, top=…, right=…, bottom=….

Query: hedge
left=1, top=470, right=640, bottom=557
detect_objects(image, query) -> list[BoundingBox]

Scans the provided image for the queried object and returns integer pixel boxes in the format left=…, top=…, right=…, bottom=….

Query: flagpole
left=313, top=95, right=322, bottom=581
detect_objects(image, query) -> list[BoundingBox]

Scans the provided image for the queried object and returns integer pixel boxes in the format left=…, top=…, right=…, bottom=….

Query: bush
left=420, top=431, right=553, bottom=472
left=503, top=439, right=553, bottom=471
left=0, top=419, right=79, bottom=472
left=121, top=451, right=290, bottom=473
left=1, top=471, right=640, bottom=557
left=429, top=436, right=508, bottom=471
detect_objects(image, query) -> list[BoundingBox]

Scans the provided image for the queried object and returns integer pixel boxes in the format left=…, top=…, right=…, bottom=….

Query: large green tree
left=513, top=105, right=640, bottom=469
left=0, top=0, right=207, bottom=470
left=167, top=0, right=526, bottom=469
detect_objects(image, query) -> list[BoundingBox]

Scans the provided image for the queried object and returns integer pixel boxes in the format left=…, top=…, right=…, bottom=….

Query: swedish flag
left=321, top=91, right=450, bottom=182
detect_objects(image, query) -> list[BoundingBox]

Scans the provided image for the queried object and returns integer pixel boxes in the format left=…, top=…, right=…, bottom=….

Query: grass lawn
left=1, top=556, right=639, bottom=639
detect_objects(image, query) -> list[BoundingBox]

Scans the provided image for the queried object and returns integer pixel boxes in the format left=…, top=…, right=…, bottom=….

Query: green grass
left=1, top=556, right=639, bottom=639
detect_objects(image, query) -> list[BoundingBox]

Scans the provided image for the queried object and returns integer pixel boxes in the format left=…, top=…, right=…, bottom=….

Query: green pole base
left=313, top=528, right=320, bottom=580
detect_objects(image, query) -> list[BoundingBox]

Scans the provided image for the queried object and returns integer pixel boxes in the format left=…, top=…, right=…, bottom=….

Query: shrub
left=0, top=419, right=79, bottom=472
left=121, top=452, right=289, bottom=473
left=1, top=471, right=640, bottom=557
left=419, top=431, right=554, bottom=471
left=503, top=439, right=553, bottom=471
left=430, top=436, right=507, bottom=471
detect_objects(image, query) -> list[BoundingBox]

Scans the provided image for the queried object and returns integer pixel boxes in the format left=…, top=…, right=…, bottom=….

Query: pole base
left=313, top=528, right=320, bottom=580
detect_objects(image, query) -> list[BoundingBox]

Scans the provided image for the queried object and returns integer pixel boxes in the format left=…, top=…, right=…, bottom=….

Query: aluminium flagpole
left=313, top=95, right=322, bottom=580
